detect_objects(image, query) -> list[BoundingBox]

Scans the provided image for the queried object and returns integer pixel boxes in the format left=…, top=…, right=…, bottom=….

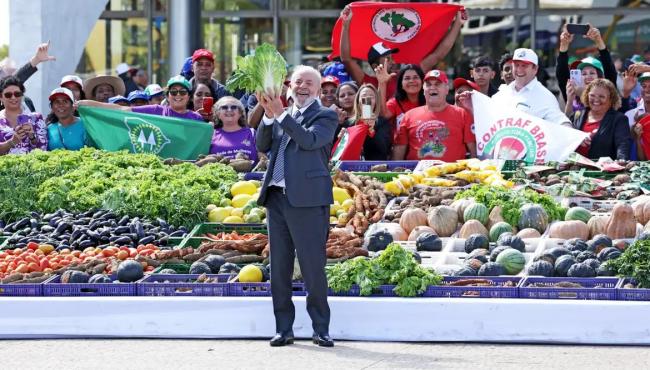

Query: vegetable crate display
left=187, top=223, right=268, bottom=239
left=423, top=276, right=521, bottom=298
left=518, top=277, right=619, bottom=300
left=616, top=279, right=650, bottom=301
left=0, top=281, right=43, bottom=296
left=328, top=284, right=404, bottom=297
left=138, top=274, right=230, bottom=296
left=335, top=161, right=419, bottom=172
left=560, top=198, right=627, bottom=212
left=43, top=274, right=136, bottom=297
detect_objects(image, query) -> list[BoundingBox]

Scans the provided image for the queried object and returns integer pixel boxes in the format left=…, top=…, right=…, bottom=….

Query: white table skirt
left=1, top=296, right=649, bottom=344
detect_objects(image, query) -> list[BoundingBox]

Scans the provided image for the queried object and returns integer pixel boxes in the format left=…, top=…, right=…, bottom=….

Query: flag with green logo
left=78, top=106, right=213, bottom=160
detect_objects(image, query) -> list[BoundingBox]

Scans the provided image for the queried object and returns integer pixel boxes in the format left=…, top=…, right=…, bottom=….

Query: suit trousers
left=266, top=187, right=331, bottom=335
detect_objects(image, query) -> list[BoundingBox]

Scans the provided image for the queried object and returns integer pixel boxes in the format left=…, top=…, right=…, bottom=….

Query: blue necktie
left=271, top=110, right=301, bottom=184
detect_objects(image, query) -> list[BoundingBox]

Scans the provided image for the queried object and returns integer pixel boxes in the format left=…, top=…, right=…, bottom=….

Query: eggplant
left=169, top=230, right=185, bottom=238
left=79, top=240, right=95, bottom=248
left=112, top=236, right=133, bottom=245
left=118, top=215, right=130, bottom=226
left=139, top=235, right=155, bottom=245
left=14, top=218, right=30, bottom=230
left=49, top=217, right=60, bottom=227
left=40, top=225, right=55, bottom=233
left=156, top=218, right=169, bottom=229
left=100, top=212, right=117, bottom=220
left=92, top=210, right=107, bottom=219
left=86, top=230, right=101, bottom=240
left=133, top=221, right=145, bottom=239
left=29, top=218, right=38, bottom=229
left=42, top=213, right=56, bottom=222
left=113, top=226, right=130, bottom=234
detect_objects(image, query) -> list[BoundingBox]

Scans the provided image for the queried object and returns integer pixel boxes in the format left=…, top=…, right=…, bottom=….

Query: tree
left=0, top=45, right=8, bottom=60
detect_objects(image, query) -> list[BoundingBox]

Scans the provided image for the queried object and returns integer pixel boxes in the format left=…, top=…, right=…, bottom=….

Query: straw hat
left=83, top=75, right=126, bottom=100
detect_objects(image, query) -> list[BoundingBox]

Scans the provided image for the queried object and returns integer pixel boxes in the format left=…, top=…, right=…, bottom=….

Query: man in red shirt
left=392, top=70, right=476, bottom=161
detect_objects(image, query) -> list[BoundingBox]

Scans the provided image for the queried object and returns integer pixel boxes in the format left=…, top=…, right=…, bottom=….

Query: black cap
left=367, top=42, right=399, bottom=65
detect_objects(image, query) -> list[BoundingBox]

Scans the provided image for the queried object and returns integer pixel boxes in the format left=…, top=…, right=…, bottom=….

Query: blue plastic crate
left=337, top=161, right=418, bottom=172
left=423, top=276, right=521, bottom=298
left=244, top=172, right=265, bottom=181
left=519, top=277, right=619, bottom=300
left=137, top=274, right=230, bottom=296
left=328, top=285, right=399, bottom=297
left=229, top=282, right=272, bottom=296
left=616, top=278, right=650, bottom=301
left=0, top=281, right=43, bottom=296
left=43, top=274, right=136, bottom=296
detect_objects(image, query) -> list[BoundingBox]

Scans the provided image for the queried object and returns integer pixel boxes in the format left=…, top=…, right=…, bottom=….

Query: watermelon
left=489, top=222, right=514, bottom=243
left=495, top=248, right=526, bottom=275
left=463, top=203, right=489, bottom=226
left=565, top=207, right=592, bottom=223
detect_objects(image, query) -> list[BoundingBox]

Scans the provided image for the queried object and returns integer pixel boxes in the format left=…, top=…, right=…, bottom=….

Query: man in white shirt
left=625, top=72, right=650, bottom=127
left=492, top=48, right=571, bottom=125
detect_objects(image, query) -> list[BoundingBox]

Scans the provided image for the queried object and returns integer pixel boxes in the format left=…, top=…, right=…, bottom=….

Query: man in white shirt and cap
left=491, top=48, right=571, bottom=125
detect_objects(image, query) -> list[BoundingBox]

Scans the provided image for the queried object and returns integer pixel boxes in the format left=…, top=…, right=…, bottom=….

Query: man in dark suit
left=256, top=65, right=337, bottom=347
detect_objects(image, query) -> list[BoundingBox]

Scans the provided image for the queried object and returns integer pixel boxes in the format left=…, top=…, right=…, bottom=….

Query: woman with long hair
left=376, top=64, right=425, bottom=140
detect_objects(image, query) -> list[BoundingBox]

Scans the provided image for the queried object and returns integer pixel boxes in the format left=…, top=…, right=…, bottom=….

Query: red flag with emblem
left=329, top=2, right=462, bottom=64
left=331, top=124, right=371, bottom=161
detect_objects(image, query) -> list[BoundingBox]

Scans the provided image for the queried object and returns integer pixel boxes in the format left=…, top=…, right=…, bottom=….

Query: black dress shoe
left=269, top=333, right=294, bottom=347
left=312, top=333, right=334, bottom=347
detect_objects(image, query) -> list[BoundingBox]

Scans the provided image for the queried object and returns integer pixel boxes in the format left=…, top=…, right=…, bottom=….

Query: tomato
left=58, top=259, right=70, bottom=266
left=49, top=263, right=60, bottom=270
left=129, top=248, right=137, bottom=258
left=39, top=259, right=51, bottom=270
left=0, top=252, right=7, bottom=259
left=59, top=248, right=71, bottom=255
left=34, top=249, right=45, bottom=256
left=119, top=246, right=130, bottom=252
left=116, top=250, right=129, bottom=260
left=102, top=248, right=116, bottom=258
left=15, top=263, right=29, bottom=273
left=72, top=250, right=81, bottom=258
left=27, top=242, right=39, bottom=251
left=27, top=262, right=41, bottom=273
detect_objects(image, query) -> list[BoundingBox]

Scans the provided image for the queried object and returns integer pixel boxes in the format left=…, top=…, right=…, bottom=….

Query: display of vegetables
left=0, top=149, right=237, bottom=227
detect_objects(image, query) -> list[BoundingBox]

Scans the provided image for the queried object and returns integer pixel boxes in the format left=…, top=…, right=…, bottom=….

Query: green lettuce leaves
left=226, top=43, right=287, bottom=96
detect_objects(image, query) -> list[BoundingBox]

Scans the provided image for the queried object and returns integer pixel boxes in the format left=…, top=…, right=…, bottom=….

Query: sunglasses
left=3, top=91, right=23, bottom=99
left=219, top=105, right=239, bottom=111
left=168, top=89, right=189, bottom=96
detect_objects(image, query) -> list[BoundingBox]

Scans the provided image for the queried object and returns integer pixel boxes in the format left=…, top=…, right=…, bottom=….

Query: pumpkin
left=605, top=203, right=637, bottom=239
left=61, top=270, right=90, bottom=284
left=517, top=228, right=541, bottom=239
left=89, top=274, right=112, bottom=284
left=117, top=260, right=144, bottom=282
left=632, top=198, right=650, bottom=225
left=399, top=208, right=428, bottom=235
left=645, top=220, right=650, bottom=233
left=518, top=203, right=549, bottom=234
left=588, top=234, right=613, bottom=254
left=567, top=263, right=596, bottom=278
left=478, top=262, right=505, bottom=276
left=464, top=234, right=489, bottom=253
left=381, top=223, right=408, bottom=241
left=364, top=230, right=394, bottom=252
left=487, top=205, right=505, bottom=229
left=415, top=232, right=443, bottom=252
left=454, top=266, right=478, bottom=276
left=554, top=255, right=577, bottom=277
left=587, top=215, right=609, bottom=239
left=526, top=260, right=554, bottom=277
left=427, top=205, right=458, bottom=237
left=548, top=220, right=589, bottom=240
left=407, top=226, right=436, bottom=241
left=451, top=198, right=475, bottom=222
left=459, top=220, right=488, bottom=239
left=189, top=261, right=212, bottom=275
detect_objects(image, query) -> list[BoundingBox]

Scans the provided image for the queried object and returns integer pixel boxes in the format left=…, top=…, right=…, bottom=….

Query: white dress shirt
left=492, top=78, right=571, bottom=125
left=263, top=100, right=316, bottom=187
left=625, top=100, right=646, bottom=128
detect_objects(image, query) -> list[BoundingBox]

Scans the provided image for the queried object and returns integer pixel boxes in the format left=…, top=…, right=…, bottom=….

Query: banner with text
left=472, top=93, right=588, bottom=163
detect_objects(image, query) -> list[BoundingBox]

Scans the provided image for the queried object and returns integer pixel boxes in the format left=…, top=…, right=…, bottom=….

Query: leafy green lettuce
left=226, top=43, right=287, bottom=95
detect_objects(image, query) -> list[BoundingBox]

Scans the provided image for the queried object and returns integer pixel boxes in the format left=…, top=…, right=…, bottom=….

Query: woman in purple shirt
left=210, top=96, right=258, bottom=162
left=77, top=75, right=203, bottom=121
left=0, top=76, right=47, bottom=155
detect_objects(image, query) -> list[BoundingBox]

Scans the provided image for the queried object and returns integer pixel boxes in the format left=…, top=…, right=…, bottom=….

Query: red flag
left=331, top=124, right=371, bottom=161
left=329, top=2, right=462, bottom=64
left=640, top=115, right=650, bottom=160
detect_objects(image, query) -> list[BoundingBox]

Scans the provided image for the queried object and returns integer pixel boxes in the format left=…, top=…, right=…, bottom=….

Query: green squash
left=364, top=230, right=394, bottom=252
left=489, top=222, right=514, bottom=243
left=117, top=260, right=144, bottom=282
left=518, top=203, right=549, bottom=234
left=495, top=248, right=525, bottom=275
left=565, top=207, right=592, bottom=223
left=415, top=232, right=442, bottom=252
left=463, top=203, right=489, bottom=226
left=464, top=234, right=489, bottom=254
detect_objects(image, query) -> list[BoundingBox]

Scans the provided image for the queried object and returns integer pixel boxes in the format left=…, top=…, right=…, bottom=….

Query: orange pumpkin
left=399, top=208, right=428, bottom=235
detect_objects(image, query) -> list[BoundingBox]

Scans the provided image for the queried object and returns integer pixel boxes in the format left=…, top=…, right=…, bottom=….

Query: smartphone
left=569, top=69, right=583, bottom=88
left=202, top=97, right=214, bottom=113
left=567, top=24, right=589, bottom=35
left=361, top=97, right=372, bottom=119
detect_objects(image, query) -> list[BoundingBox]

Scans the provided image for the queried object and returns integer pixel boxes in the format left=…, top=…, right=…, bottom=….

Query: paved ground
left=1, top=339, right=649, bottom=369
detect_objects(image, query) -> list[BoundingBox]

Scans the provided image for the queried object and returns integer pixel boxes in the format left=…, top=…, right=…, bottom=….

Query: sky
left=0, top=0, right=8, bottom=46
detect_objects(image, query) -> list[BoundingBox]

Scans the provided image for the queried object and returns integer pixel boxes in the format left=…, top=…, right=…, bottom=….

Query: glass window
left=281, top=0, right=351, bottom=10
left=204, top=17, right=274, bottom=82
left=278, top=17, right=337, bottom=68
left=110, top=0, right=146, bottom=11
left=203, top=0, right=271, bottom=11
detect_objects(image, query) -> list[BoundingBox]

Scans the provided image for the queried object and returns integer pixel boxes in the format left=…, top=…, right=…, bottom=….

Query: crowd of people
left=1, top=7, right=649, bottom=162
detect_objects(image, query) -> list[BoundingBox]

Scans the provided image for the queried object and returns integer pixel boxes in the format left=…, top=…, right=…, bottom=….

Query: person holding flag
left=337, top=3, right=465, bottom=100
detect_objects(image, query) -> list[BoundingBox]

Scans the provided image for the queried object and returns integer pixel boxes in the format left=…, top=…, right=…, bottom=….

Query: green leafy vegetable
left=609, top=240, right=650, bottom=288
left=326, top=243, right=442, bottom=297
left=226, top=43, right=287, bottom=95
left=0, top=148, right=237, bottom=227
left=455, top=184, right=565, bottom=227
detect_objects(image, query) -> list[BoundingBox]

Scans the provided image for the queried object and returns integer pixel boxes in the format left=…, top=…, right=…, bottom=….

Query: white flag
left=472, top=93, right=588, bottom=163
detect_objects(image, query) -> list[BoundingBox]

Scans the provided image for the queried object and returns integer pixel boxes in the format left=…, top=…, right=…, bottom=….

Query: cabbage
left=226, top=43, right=287, bottom=96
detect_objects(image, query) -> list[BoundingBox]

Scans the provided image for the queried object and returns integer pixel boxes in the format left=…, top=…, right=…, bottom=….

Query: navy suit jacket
left=256, top=102, right=337, bottom=207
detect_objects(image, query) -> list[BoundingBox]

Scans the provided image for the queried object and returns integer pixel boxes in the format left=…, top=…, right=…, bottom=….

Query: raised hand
left=374, top=62, right=396, bottom=85
left=559, top=25, right=574, bottom=52
left=584, top=24, right=605, bottom=49
left=30, top=41, right=56, bottom=67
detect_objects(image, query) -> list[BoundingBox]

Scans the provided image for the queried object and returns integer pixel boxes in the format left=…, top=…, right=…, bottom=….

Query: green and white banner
left=472, top=93, right=588, bottom=163
left=78, top=106, right=213, bottom=160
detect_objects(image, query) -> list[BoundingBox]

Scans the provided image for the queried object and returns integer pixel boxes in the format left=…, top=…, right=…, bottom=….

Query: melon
left=463, top=203, right=489, bottom=226
left=565, top=206, right=592, bottom=223
left=489, top=222, right=514, bottom=242
left=117, top=260, right=144, bottom=282
left=495, top=248, right=526, bottom=275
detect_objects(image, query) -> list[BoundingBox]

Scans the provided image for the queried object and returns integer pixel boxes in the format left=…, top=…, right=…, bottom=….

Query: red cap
left=192, top=49, right=214, bottom=63
left=424, top=70, right=449, bottom=84
left=453, top=78, right=479, bottom=91
left=321, top=75, right=340, bottom=87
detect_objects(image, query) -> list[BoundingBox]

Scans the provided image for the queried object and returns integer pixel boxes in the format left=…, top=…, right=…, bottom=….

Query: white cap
left=513, top=48, right=538, bottom=66
left=144, top=83, right=164, bottom=97
left=49, top=87, right=75, bottom=103
left=115, top=62, right=131, bottom=75
left=60, top=75, right=83, bottom=89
